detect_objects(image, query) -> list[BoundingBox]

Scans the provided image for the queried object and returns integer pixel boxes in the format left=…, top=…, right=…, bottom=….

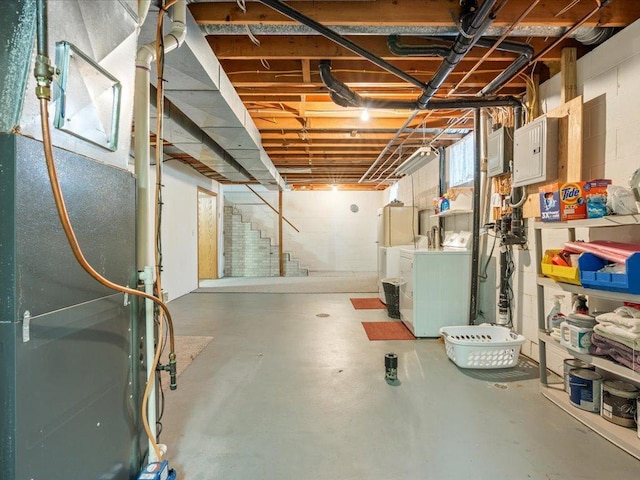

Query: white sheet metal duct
left=17, top=0, right=138, bottom=169
left=139, top=8, right=284, bottom=189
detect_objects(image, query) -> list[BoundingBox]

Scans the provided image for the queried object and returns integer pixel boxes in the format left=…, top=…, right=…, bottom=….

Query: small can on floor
left=385, top=353, right=398, bottom=383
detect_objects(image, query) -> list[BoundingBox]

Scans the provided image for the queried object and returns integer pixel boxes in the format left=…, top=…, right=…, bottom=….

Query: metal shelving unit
left=534, top=215, right=640, bottom=460
left=429, top=209, right=473, bottom=219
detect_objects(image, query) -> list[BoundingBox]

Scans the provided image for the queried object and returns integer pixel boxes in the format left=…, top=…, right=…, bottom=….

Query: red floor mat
left=361, top=321, right=415, bottom=341
left=350, top=297, right=386, bottom=309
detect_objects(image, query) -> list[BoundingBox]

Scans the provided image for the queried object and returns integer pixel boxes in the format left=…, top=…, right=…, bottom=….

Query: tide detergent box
left=539, top=182, right=587, bottom=221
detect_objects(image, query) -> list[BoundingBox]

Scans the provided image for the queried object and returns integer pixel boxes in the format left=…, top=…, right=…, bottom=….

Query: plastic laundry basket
left=382, top=278, right=400, bottom=319
left=439, top=325, right=526, bottom=369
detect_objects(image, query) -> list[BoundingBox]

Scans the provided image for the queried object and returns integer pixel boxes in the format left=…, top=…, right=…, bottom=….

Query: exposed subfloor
left=162, top=292, right=640, bottom=480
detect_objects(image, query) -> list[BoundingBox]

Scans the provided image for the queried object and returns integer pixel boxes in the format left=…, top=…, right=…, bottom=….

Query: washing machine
left=399, top=232, right=472, bottom=337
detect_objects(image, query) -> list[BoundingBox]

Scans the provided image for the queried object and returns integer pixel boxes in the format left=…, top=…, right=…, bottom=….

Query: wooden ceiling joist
left=208, top=36, right=585, bottom=62
left=190, top=0, right=637, bottom=27
left=169, top=0, right=640, bottom=188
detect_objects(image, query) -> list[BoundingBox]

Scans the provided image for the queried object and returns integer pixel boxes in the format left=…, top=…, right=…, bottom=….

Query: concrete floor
left=162, top=292, right=640, bottom=480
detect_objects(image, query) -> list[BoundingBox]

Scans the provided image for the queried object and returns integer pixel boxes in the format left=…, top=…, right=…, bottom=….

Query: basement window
left=446, top=133, right=475, bottom=188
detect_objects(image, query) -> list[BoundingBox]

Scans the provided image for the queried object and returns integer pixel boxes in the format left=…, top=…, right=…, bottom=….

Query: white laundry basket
left=439, top=325, right=526, bottom=369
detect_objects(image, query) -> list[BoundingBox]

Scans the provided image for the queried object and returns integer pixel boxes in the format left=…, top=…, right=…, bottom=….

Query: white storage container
left=440, top=325, right=526, bottom=369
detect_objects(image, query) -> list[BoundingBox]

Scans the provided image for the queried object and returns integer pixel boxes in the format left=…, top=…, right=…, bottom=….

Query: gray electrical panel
left=513, top=115, right=558, bottom=187
left=0, top=134, right=145, bottom=480
left=487, top=126, right=513, bottom=177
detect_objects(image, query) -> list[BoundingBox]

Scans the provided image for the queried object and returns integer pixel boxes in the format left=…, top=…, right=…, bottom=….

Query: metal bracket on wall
left=22, top=310, right=31, bottom=343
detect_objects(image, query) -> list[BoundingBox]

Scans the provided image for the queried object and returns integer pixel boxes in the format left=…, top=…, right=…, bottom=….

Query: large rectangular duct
left=140, top=8, right=285, bottom=189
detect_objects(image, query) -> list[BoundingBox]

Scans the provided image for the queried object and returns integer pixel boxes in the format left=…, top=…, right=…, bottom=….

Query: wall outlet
left=162, top=290, right=169, bottom=302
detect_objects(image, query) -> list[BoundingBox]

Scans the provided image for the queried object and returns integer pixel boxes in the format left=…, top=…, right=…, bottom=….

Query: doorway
left=197, top=187, right=218, bottom=281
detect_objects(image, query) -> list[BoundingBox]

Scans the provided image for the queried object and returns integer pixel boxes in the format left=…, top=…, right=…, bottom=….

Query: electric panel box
left=487, top=126, right=513, bottom=177
left=513, top=115, right=558, bottom=187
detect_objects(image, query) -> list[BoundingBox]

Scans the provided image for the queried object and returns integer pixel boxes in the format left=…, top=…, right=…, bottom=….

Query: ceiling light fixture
left=332, top=184, right=338, bottom=192
left=393, top=146, right=436, bottom=176
left=360, top=108, right=370, bottom=121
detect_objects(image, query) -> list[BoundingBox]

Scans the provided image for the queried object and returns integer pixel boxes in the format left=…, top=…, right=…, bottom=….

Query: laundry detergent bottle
left=547, top=295, right=565, bottom=331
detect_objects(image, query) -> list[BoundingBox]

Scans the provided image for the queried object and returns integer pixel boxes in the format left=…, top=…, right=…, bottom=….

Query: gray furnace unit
left=0, top=134, right=146, bottom=479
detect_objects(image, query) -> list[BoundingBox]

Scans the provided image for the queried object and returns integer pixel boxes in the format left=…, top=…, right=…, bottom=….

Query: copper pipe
left=448, top=0, right=541, bottom=97
left=38, top=98, right=176, bottom=354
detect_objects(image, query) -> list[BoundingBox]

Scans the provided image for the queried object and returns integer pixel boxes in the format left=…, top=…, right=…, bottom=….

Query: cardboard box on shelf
left=584, top=179, right=612, bottom=218
left=539, top=182, right=586, bottom=222
left=539, top=179, right=613, bottom=221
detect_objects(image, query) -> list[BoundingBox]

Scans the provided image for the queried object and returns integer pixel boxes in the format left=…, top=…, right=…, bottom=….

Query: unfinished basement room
left=3, top=0, right=640, bottom=479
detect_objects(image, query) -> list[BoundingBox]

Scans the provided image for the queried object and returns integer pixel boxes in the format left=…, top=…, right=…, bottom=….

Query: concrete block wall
left=224, top=186, right=383, bottom=272
left=223, top=206, right=308, bottom=277
left=385, top=19, right=640, bottom=374
left=519, top=18, right=640, bottom=371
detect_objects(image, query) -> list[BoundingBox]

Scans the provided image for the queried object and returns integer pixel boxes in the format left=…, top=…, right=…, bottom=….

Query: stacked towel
left=594, top=307, right=640, bottom=349
left=590, top=333, right=640, bottom=372
left=589, top=307, right=640, bottom=371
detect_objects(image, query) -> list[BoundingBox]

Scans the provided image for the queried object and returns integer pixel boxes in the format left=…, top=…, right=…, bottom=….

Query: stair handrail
left=245, top=185, right=300, bottom=233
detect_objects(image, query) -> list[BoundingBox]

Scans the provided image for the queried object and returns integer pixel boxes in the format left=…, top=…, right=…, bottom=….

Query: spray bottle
left=547, top=295, right=565, bottom=331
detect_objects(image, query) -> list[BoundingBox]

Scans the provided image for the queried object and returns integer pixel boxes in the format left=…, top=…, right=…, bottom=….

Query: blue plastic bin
left=578, top=252, right=640, bottom=294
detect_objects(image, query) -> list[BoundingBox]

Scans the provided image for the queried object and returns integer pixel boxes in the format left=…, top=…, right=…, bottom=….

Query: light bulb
left=360, top=109, right=370, bottom=121
left=332, top=185, right=338, bottom=192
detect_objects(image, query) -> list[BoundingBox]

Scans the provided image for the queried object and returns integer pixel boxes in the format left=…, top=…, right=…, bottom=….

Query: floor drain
left=316, top=313, right=330, bottom=317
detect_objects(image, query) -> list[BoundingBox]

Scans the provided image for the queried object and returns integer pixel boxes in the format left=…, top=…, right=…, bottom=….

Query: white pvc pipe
left=134, top=0, right=187, bottom=271
left=138, top=0, right=152, bottom=27
left=141, top=266, right=157, bottom=463
left=133, top=0, right=187, bottom=463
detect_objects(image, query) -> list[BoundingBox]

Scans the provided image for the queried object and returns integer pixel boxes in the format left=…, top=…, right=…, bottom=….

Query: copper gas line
left=38, top=99, right=176, bottom=344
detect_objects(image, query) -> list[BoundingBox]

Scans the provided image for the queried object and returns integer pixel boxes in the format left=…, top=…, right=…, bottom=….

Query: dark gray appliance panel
left=9, top=133, right=136, bottom=318
left=16, top=294, right=139, bottom=480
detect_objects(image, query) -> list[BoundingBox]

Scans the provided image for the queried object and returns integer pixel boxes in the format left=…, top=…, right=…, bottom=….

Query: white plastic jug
left=560, top=321, right=592, bottom=354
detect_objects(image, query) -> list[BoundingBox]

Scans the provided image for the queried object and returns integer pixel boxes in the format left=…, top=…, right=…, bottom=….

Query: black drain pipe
left=388, top=36, right=534, bottom=97
left=259, top=0, right=502, bottom=110
left=319, top=61, right=523, bottom=111
left=478, top=43, right=533, bottom=96
left=417, top=0, right=498, bottom=109
left=256, top=0, right=426, bottom=90
left=469, top=108, right=482, bottom=325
